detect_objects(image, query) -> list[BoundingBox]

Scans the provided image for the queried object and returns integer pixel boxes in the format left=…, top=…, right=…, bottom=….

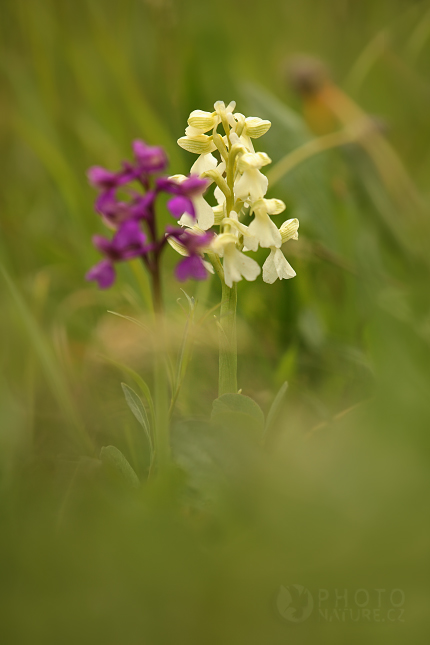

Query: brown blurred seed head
left=287, top=55, right=330, bottom=97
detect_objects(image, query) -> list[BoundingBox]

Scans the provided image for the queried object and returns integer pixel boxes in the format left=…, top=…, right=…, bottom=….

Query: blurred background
left=1, top=0, right=430, bottom=643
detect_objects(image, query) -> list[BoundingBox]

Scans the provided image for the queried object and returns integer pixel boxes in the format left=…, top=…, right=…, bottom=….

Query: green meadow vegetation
left=1, top=1, right=430, bottom=643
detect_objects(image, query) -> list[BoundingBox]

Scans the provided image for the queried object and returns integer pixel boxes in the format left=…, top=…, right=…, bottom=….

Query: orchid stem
left=218, top=280, right=237, bottom=396
left=149, top=236, right=170, bottom=473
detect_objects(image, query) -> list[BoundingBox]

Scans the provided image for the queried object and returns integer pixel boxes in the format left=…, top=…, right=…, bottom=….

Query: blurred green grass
left=1, top=0, right=430, bottom=642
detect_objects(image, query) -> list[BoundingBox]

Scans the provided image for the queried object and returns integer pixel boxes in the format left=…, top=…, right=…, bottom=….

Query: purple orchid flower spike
left=86, top=220, right=148, bottom=289
left=87, top=140, right=214, bottom=291
left=88, top=143, right=166, bottom=229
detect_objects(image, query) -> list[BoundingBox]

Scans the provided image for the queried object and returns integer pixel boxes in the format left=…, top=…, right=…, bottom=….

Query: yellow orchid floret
left=177, top=134, right=216, bottom=155
left=242, top=117, right=271, bottom=138
left=187, top=110, right=219, bottom=133
left=248, top=200, right=282, bottom=249
left=211, top=233, right=260, bottom=288
left=262, top=219, right=299, bottom=284
left=280, top=218, right=299, bottom=243
left=235, top=153, right=271, bottom=203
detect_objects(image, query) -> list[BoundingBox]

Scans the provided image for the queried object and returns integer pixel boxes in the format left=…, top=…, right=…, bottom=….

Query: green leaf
left=121, top=383, right=154, bottom=458
left=264, top=382, right=289, bottom=441
left=212, top=393, right=265, bottom=422
left=107, top=310, right=149, bottom=332
left=211, top=393, right=265, bottom=439
left=171, top=420, right=224, bottom=504
left=102, top=355, right=155, bottom=429
left=100, top=445, right=140, bottom=489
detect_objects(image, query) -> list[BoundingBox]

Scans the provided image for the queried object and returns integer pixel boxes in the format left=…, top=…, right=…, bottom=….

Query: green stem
left=218, top=281, right=237, bottom=396
left=151, top=264, right=170, bottom=473
left=154, top=332, right=169, bottom=471
left=206, top=252, right=224, bottom=282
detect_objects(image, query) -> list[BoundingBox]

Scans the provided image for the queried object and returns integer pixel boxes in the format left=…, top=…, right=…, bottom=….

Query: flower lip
left=175, top=255, right=208, bottom=281
left=167, top=226, right=214, bottom=282
left=262, top=248, right=296, bottom=283
left=167, top=195, right=195, bottom=220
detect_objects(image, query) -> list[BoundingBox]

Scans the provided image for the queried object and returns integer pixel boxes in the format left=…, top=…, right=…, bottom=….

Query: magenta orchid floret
left=87, top=166, right=133, bottom=190
left=86, top=140, right=212, bottom=291
left=132, top=141, right=168, bottom=174
left=86, top=221, right=148, bottom=289
left=157, top=175, right=210, bottom=221
left=166, top=227, right=214, bottom=281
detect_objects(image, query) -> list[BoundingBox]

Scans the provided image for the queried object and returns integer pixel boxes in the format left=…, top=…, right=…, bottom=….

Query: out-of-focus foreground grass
left=1, top=1, right=430, bottom=643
